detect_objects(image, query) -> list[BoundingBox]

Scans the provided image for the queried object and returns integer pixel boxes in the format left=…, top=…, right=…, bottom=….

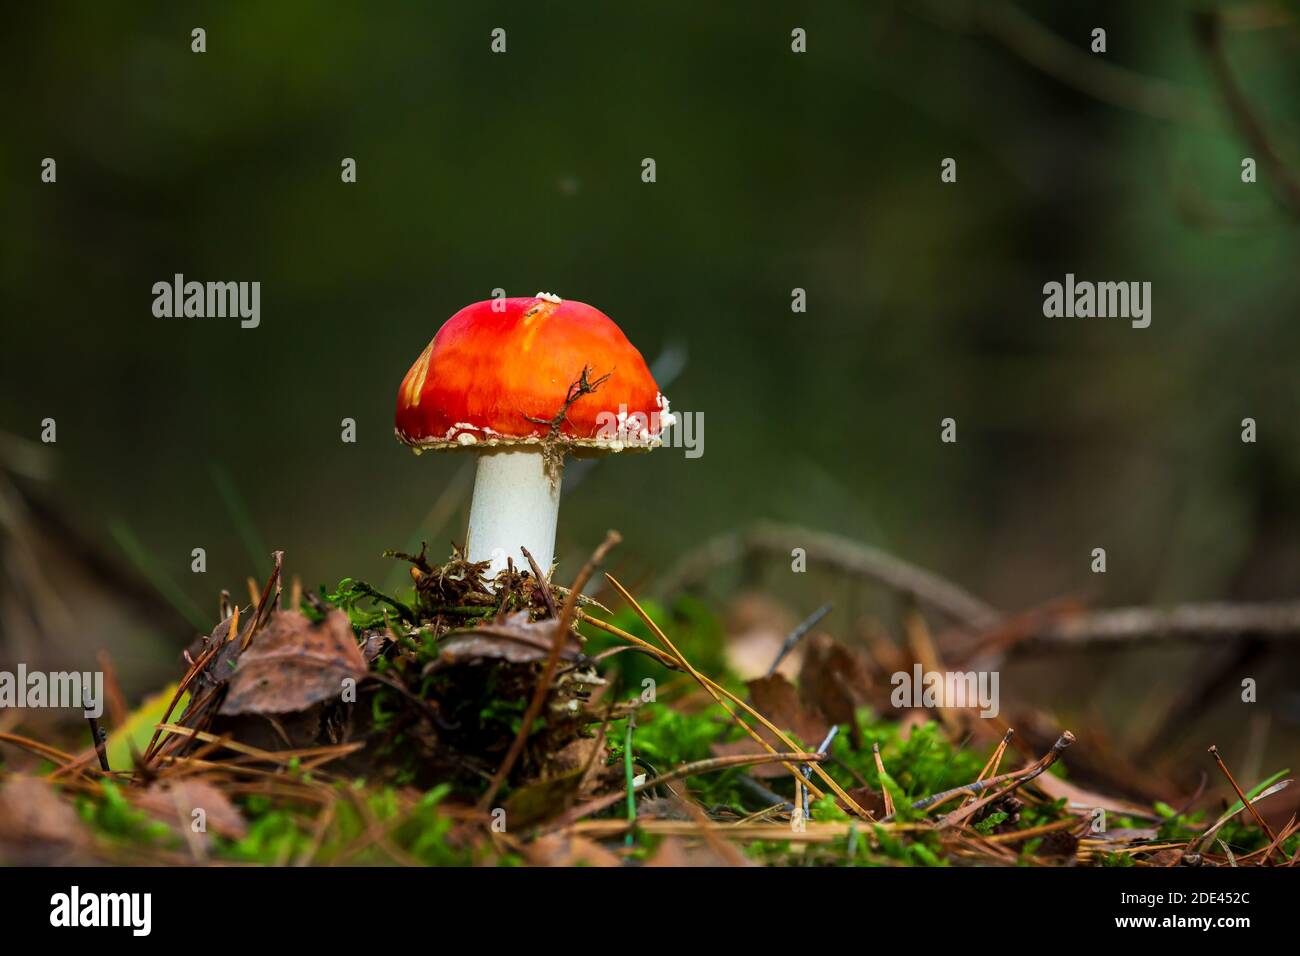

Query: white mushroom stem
left=466, top=450, right=562, bottom=580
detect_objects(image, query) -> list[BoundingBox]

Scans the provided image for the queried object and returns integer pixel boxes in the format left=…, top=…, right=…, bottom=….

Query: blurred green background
left=2, top=2, right=1298, bottom=693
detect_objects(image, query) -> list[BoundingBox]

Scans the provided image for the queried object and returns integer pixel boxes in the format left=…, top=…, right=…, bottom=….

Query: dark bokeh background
left=3, top=3, right=1299, bottom=782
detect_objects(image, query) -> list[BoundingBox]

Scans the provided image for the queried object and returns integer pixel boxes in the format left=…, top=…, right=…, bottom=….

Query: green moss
left=77, top=780, right=176, bottom=847
left=973, top=810, right=1009, bottom=835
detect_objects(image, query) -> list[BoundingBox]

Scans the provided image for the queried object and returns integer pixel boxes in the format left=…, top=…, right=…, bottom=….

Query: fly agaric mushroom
left=395, top=293, right=673, bottom=579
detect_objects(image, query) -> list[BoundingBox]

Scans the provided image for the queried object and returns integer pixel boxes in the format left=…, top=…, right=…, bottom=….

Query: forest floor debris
left=0, top=533, right=1295, bottom=867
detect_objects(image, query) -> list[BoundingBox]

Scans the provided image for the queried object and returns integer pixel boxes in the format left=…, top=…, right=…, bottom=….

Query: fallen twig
left=1024, top=602, right=1300, bottom=648
left=1207, top=744, right=1281, bottom=852
left=1195, top=7, right=1300, bottom=218
left=520, top=546, right=558, bottom=618
left=659, top=522, right=999, bottom=628
left=936, top=732, right=1075, bottom=829
left=85, top=700, right=109, bottom=773
left=766, top=601, right=832, bottom=676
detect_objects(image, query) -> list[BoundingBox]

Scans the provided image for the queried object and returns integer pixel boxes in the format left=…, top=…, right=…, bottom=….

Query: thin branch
left=85, top=703, right=109, bottom=773
left=1024, top=602, right=1300, bottom=648
left=659, top=522, right=999, bottom=628
left=934, top=0, right=1211, bottom=125
left=1208, top=744, right=1279, bottom=847
left=520, top=546, right=558, bottom=619
left=524, top=365, right=612, bottom=440
left=1195, top=7, right=1300, bottom=217
left=766, top=601, right=833, bottom=676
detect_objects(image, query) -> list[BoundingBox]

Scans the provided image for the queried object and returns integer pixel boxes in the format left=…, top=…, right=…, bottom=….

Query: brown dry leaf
left=358, top=627, right=390, bottom=664
left=638, top=796, right=698, bottom=820
left=0, top=775, right=89, bottom=863
left=522, top=834, right=622, bottom=867
left=842, top=786, right=887, bottom=818
left=798, top=633, right=874, bottom=727
left=749, top=673, right=831, bottom=745
left=1039, top=830, right=1081, bottom=857
left=644, top=835, right=750, bottom=867
left=430, top=611, right=581, bottom=671
left=644, top=835, right=692, bottom=867
left=1031, top=770, right=1156, bottom=820
left=544, top=736, right=614, bottom=798
left=135, top=780, right=247, bottom=841
left=710, top=673, right=829, bottom=778
left=220, top=609, right=366, bottom=715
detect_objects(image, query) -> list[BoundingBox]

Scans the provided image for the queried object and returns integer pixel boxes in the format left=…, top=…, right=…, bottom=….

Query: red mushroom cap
left=395, top=295, right=671, bottom=452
